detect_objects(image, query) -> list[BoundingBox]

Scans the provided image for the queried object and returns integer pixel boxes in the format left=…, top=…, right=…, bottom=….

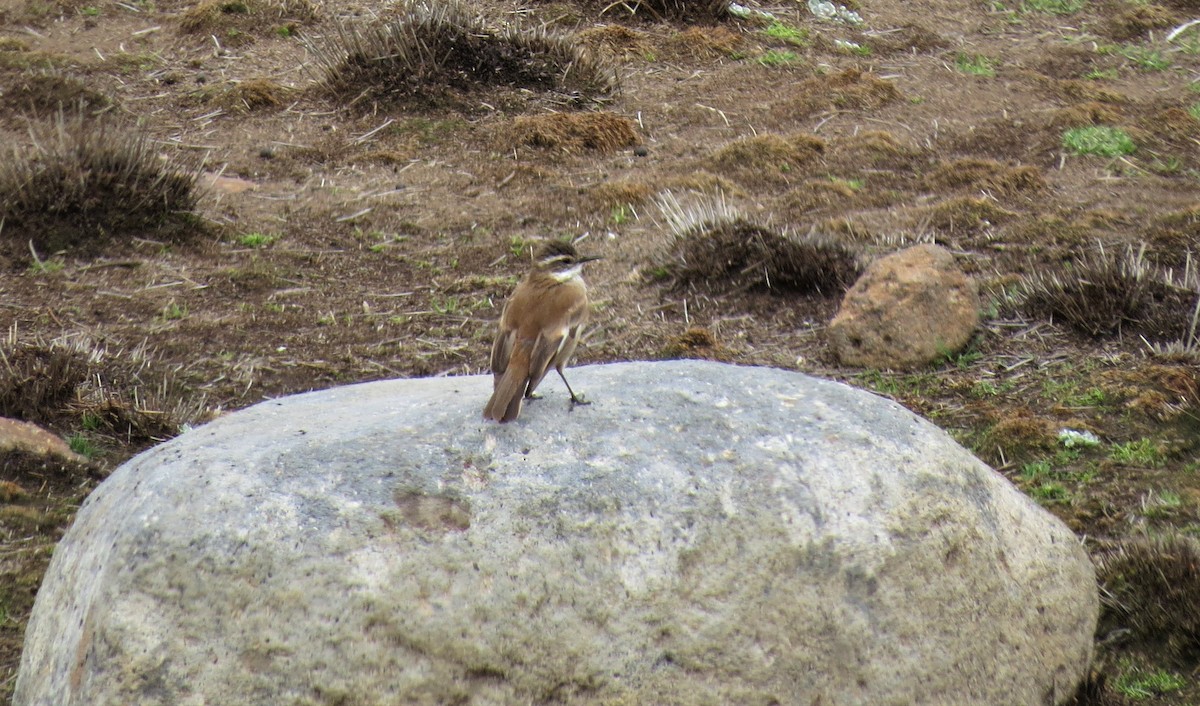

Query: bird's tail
left=483, top=344, right=530, bottom=423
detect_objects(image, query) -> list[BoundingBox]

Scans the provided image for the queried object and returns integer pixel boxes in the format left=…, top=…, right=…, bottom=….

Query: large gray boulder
left=16, top=361, right=1097, bottom=706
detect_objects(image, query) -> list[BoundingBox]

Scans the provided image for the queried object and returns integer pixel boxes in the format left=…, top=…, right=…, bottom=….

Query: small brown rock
left=0, top=417, right=83, bottom=462
left=827, top=244, right=980, bottom=370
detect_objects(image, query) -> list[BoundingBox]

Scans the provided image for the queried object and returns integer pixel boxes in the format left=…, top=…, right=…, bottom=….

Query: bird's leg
left=557, top=369, right=590, bottom=407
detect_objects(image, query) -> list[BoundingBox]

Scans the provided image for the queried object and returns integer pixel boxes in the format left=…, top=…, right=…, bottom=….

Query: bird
left=483, top=240, right=600, bottom=423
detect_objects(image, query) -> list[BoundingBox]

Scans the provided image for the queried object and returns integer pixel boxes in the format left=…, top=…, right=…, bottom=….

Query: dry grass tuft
left=310, top=1, right=618, bottom=108
left=664, top=25, right=745, bottom=59
left=0, top=342, right=89, bottom=422
left=212, top=77, right=289, bottom=112
left=501, top=112, right=640, bottom=153
left=179, top=0, right=317, bottom=34
left=708, top=132, right=825, bottom=187
left=0, top=113, right=201, bottom=258
left=771, top=69, right=903, bottom=122
left=7, top=69, right=113, bottom=117
left=599, top=0, right=731, bottom=23
left=1104, top=1, right=1175, bottom=40
left=1019, top=244, right=1196, bottom=339
left=922, top=196, right=1017, bottom=233
left=575, top=24, right=651, bottom=58
left=1095, top=533, right=1200, bottom=659
left=586, top=179, right=655, bottom=209
left=652, top=191, right=861, bottom=294
left=1051, top=101, right=1124, bottom=130
left=0, top=332, right=208, bottom=444
left=923, top=158, right=1045, bottom=197
left=661, top=327, right=729, bottom=360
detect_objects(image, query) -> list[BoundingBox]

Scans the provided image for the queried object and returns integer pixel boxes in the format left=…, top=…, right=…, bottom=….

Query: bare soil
left=2, top=0, right=1200, bottom=700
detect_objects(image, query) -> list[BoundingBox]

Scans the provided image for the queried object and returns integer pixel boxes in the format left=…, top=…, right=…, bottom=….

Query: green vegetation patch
left=1062, top=125, right=1136, bottom=156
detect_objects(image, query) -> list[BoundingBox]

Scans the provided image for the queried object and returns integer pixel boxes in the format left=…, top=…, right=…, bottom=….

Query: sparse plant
left=309, top=1, right=618, bottom=107
left=66, top=433, right=98, bottom=459
left=1119, top=43, right=1170, bottom=71
left=1111, top=437, right=1166, bottom=467
left=0, top=113, right=200, bottom=259
left=955, top=53, right=996, bottom=77
left=431, top=295, right=461, bottom=315
left=237, top=232, right=276, bottom=248
left=757, top=49, right=800, bottom=67
left=652, top=191, right=862, bottom=295
left=1020, top=0, right=1085, bottom=14
left=610, top=204, right=635, bottom=225
left=1084, top=67, right=1119, bottom=80
left=160, top=301, right=188, bottom=321
left=762, top=21, right=807, bottom=46
left=1062, top=125, right=1136, bottom=157
left=1142, top=489, right=1184, bottom=519
left=1113, top=664, right=1186, bottom=699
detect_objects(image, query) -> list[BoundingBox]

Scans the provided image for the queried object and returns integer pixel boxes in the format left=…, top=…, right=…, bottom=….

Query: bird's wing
left=490, top=321, right=515, bottom=378
left=526, top=328, right=565, bottom=395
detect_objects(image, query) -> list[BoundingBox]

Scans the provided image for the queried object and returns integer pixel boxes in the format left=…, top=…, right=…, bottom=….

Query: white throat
left=550, top=264, right=584, bottom=282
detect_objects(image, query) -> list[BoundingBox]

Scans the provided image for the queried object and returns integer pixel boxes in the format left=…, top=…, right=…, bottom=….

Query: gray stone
left=828, top=244, right=981, bottom=370
left=16, top=361, right=1096, bottom=706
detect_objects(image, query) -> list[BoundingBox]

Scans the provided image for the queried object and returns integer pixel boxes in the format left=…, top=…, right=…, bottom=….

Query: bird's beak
left=579, top=255, right=603, bottom=263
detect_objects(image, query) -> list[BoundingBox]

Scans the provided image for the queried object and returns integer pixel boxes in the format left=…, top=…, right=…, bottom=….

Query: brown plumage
left=483, top=241, right=600, bottom=423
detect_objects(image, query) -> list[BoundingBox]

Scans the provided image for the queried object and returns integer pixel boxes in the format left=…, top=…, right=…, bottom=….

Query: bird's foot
left=569, top=393, right=591, bottom=408
left=524, top=392, right=543, bottom=401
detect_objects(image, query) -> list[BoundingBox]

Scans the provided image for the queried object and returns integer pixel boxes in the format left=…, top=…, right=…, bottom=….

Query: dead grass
left=770, top=69, right=903, bottom=122
left=922, top=196, right=1017, bottom=234
left=211, top=77, right=289, bottom=113
left=500, top=112, right=640, bottom=153
left=923, top=158, right=1046, bottom=198
left=708, top=132, right=825, bottom=188
left=178, top=0, right=318, bottom=34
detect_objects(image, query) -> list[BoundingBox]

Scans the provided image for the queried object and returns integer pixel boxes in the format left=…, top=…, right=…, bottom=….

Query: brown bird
left=483, top=240, right=600, bottom=423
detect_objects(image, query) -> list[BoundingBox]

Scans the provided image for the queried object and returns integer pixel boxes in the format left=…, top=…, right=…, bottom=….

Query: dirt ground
left=2, top=0, right=1200, bottom=700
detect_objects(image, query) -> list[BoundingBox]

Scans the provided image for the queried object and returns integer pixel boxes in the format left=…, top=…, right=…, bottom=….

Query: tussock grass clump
left=1019, top=244, right=1195, bottom=338
left=310, top=1, right=618, bottom=107
left=502, top=112, right=640, bottom=153
left=652, top=191, right=861, bottom=294
left=0, top=114, right=201, bottom=257
left=0, top=333, right=206, bottom=444
left=1095, top=533, right=1200, bottom=659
